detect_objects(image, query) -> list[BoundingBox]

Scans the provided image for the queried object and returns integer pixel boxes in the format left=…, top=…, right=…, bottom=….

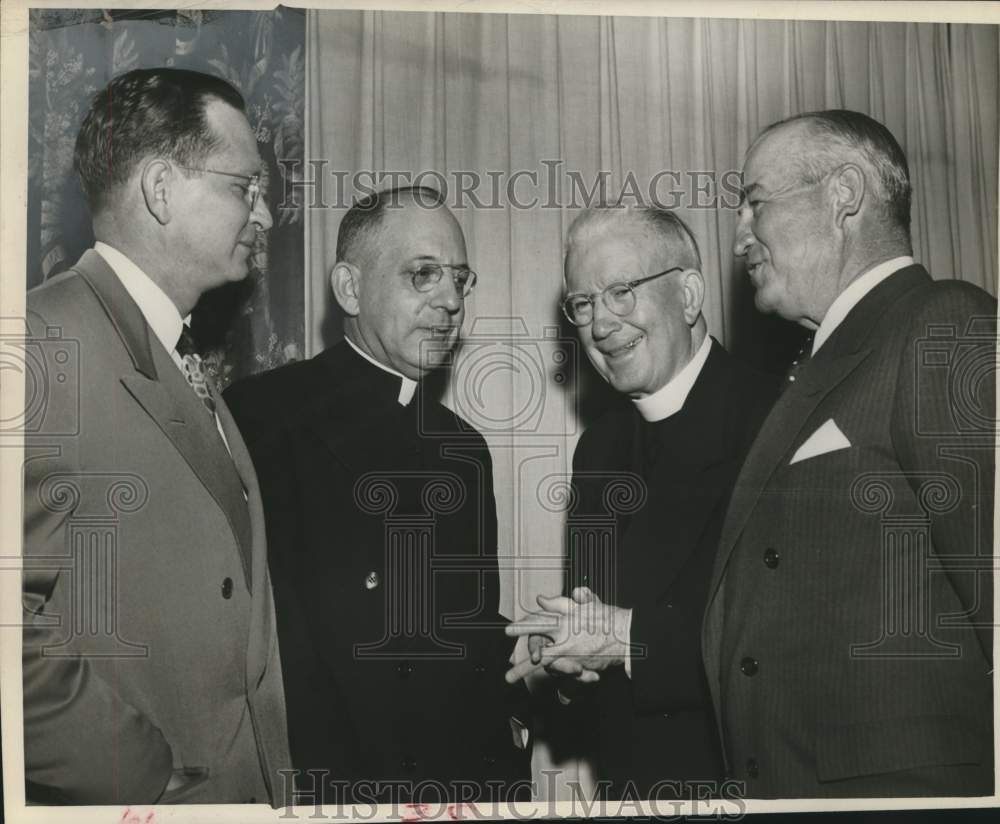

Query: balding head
left=330, top=187, right=470, bottom=380
left=750, top=110, right=912, bottom=247
left=734, top=110, right=913, bottom=327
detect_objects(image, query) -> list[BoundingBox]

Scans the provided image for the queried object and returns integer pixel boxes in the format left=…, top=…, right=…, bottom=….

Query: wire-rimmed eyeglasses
left=406, top=263, right=478, bottom=297
left=178, top=165, right=262, bottom=211
left=562, top=266, right=684, bottom=326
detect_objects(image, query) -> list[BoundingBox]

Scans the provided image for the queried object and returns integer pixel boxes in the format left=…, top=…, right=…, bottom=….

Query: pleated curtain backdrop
left=305, top=10, right=997, bottom=796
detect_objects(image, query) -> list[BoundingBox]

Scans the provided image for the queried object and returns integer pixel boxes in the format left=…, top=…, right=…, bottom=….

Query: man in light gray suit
left=22, top=68, right=291, bottom=805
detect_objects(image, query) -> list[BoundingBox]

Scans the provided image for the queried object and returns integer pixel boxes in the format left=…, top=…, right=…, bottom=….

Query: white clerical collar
left=632, top=333, right=712, bottom=422
left=94, top=242, right=185, bottom=354
left=345, top=336, right=418, bottom=406
left=813, top=256, right=914, bottom=355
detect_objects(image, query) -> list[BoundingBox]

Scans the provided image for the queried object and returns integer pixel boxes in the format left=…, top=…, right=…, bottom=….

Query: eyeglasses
left=562, top=266, right=684, bottom=327
left=177, top=165, right=262, bottom=211
left=406, top=263, right=478, bottom=296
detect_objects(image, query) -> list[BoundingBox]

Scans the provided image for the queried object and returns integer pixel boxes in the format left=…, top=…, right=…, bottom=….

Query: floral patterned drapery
left=27, top=7, right=306, bottom=385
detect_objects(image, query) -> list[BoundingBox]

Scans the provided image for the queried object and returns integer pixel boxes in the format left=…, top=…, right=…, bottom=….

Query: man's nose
left=430, top=273, right=463, bottom=313
left=590, top=299, right=621, bottom=340
left=733, top=210, right=753, bottom=257
left=251, top=195, right=274, bottom=232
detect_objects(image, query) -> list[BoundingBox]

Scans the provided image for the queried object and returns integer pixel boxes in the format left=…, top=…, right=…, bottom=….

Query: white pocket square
left=790, top=418, right=852, bottom=465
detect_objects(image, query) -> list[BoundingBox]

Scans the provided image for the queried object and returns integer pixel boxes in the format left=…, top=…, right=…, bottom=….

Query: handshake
left=504, top=586, right=633, bottom=685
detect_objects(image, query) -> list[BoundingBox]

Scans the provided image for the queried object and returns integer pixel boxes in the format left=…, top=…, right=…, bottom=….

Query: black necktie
left=175, top=325, right=217, bottom=416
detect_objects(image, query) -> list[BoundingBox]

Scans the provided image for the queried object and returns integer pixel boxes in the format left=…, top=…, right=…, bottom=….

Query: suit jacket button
left=483, top=753, right=496, bottom=767
left=662, top=712, right=674, bottom=719
left=745, top=758, right=759, bottom=778
left=740, top=656, right=759, bottom=676
left=396, top=660, right=413, bottom=678
left=365, top=571, right=380, bottom=590
left=474, top=663, right=487, bottom=676
left=221, top=577, right=234, bottom=599
left=763, top=548, right=780, bottom=569
left=401, top=758, right=416, bottom=773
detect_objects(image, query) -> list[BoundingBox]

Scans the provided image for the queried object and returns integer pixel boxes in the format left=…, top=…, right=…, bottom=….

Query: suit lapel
left=217, top=391, right=273, bottom=689
left=75, top=250, right=253, bottom=587
left=704, top=266, right=934, bottom=661
left=710, top=349, right=870, bottom=579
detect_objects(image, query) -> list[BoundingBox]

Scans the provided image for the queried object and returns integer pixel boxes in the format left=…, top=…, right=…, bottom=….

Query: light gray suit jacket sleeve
left=21, top=304, right=173, bottom=804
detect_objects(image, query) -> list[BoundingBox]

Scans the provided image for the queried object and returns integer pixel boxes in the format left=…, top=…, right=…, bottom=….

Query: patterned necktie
left=175, top=325, right=217, bottom=416
left=784, top=332, right=815, bottom=387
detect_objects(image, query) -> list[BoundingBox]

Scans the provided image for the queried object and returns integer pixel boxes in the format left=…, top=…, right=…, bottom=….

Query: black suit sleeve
left=628, top=496, right=730, bottom=713
left=224, top=375, right=341, bottom=772
left=473, top=437, right=533, bottom=724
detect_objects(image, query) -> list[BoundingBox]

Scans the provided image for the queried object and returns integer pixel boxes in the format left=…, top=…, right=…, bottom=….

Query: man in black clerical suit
left=506, top=206, right=778, bottom=799
left=224, top=187, right=530, bottom=805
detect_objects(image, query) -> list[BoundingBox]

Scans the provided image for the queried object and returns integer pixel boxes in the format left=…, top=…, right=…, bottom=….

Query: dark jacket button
left=474, top=663, right=487, bottom=676
left=740, top=656, right=759, bottom=676
left=763, top=548, right=780, bottom=569
left=483, top=753, right=496, bottom=767
left=746, top=758, right=759, bottom=778
left=221, top=577, right=234, bottom=599
left=401, top=758, right=416, bottom=773
left=396, top=660, right=413, bottom=678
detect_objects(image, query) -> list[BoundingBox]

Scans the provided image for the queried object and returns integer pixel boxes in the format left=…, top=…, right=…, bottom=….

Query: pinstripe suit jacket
left=702, top=265, right=995, bottom=798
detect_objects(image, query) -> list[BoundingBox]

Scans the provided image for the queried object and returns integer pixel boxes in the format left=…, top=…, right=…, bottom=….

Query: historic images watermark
left=419, top=318, right=580, bottom=440
left=277, top=159, right=745, bottom=212
left=277, top=769, right=748, bottom=821
left=5, top=316, right=154, bottom=656
left=0, top=315, right=79, bottom=440
left=848, top=315, right=997, bottom=659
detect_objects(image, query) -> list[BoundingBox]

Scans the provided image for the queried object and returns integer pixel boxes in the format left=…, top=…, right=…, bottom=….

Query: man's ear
left=140, top=159, right=172, bottom=225
left=680, top=268, right=706, bottom=325
left=330, top=261, right=362, bottom=316
left=832, top=163, right=864, bottom=228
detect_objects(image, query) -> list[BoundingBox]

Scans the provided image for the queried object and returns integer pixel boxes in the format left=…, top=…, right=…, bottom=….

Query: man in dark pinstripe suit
left=702, top=110, right=995, bottom=798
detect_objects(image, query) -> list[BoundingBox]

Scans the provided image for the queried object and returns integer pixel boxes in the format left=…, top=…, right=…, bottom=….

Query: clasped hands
left=504, top=586, right=631, bottom=685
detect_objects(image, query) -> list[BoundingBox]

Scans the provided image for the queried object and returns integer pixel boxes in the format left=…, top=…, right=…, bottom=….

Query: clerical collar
left=94, top=241, right=185, bottom=355
left=632, top=333, right=712, bottom=422
left=813, top=255, right=914, bottom=355
left=344, top=337, right=418, bottom=406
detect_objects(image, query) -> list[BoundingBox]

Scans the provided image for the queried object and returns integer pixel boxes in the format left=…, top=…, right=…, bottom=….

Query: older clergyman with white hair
left=702, top=110, right=996, bottom=797
left=505, top=206, right=778, bottom=799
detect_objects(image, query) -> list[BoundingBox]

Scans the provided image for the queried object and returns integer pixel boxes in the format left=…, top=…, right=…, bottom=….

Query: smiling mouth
left=428, top=326, right=454, bottom=339
left=602, top=334, right=644, bottom=358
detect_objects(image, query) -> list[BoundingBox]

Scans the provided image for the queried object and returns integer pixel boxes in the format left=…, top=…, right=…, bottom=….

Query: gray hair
left=753, top=109, right=911, bottom=242
left=564, top=205, right=702, bottom=277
